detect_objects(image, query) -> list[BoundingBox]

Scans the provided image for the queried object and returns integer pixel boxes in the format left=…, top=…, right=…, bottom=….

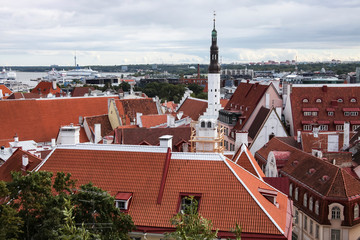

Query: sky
left=1, top=0, right=360, bottom=66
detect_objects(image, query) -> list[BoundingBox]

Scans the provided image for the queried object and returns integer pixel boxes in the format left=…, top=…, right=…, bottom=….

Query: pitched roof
left=84, top=114, right=113, bottom=137
left=0, top=85, right=13, bottom=97
left=224, top=82, right=269, bottom=129
left=289, top=84, right=360, bottom=135
left=71, top=87, right=94, bottom=97
left=301, top=131, right=355, bottom=153
left=248, top=107, right=271, bottom=139
left=177, top=97, right=208, bottom=121
left=141, top=114, right=168, bottom=128
left=36, top=144, right=289, bottom=237
left=232, top=144, right=265, bottom=179
left=7, top=92, right=41, bottom=99
left=0, top=148, right=42, bottom=182
left=0, top=96, right=118, bottom=146
left=256, top=137, right=360, bottom=199
left=115, top=98, right=159, bottom=123
left=115, top=127, right=191, bottom=152
left=30, top=81, right=61, bottom=96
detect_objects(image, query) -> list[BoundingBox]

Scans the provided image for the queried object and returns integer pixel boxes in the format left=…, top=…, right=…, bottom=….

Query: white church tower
left=190, top=13, right=224, bottom=152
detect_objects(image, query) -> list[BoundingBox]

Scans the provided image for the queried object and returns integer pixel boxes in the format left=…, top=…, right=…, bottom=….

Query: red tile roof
left=0, top=96, right=119, bottom=146
left=7, top=92, right=41, bottom=99
left=31, top=81, right=62, bottom=96
left=0, top=148, right=42, bottom=181
left=289, top=85, right=360, bottom=136
left=71, top=87, right=94, bottom=97
left=37, top=145, right=290, bottom=237
left=141, top=114, right=167, bottom=128
left=115, top=127, right=191, bottom=152
left=177, top=97, right=207, bottom=121
left=232, top=144, right=265, bottom=179
left=224, top=82, right=270, bottom=130
left=256, top=137, right=360, bottom=199
left=220, top=99, right=228, bottom=108
left=0, top=85, right=12, bottom=98
left=115, top=98, right=159, bottom=123
left=84, top=114, right=113, bottom=138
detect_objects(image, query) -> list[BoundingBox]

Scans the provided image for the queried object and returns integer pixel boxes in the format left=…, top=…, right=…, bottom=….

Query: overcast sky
left=1, top=0, right=360, bottom=66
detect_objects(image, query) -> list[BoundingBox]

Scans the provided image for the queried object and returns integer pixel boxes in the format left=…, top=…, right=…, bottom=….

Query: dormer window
left=115, top=192, right=132, bottom=211
left=303, top=193, right=308, bottom=207
left=178, top=193, right=201, bottom=212
left=316, top=98, right=322, bottom=103
left=309, top=197, right=313, bottom=211
left=354, top=204, right=359, bottom=219
left=350, top=98, right=357, bottom=103
left=337, top=98, right=343, bottom=103
left=295, top=187, right=299, bottom=201
left=315, top=200, right=319, bottom=215
left=258, top=188, right=279, bottom=207
left=303, top=98, right=309, bottom=103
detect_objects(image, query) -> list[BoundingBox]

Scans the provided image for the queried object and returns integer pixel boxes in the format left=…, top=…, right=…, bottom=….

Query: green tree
left=72, top=183, right=135, bottom=240
left=187, top=84, right=204, bottom=96
left=0, top=181, right=23, bottom=239
left=166, top=196, right=218, bottom=240
left=119, top=82, right=131, bottom=92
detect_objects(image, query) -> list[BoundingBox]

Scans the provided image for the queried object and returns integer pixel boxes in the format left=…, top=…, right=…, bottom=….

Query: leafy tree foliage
left=140, top=82, right=186, bottom=103
left=1, top=171, right=135, bottom=240
left=167, top=196, right=218, bottom=240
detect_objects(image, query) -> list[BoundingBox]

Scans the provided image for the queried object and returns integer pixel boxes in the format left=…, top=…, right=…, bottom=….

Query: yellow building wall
left=108, top=98, right=121, bottom=130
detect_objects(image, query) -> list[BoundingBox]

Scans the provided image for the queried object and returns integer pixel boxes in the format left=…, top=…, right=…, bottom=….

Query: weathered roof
left=30, top=81, right=62, bottom=96
left=177, top=97, right=208, bottom=121
left=248, top=107, right=271, bottom=139
left=36, top=144, right=290, bottom=237
left=141, top=114, right=168, bottom=128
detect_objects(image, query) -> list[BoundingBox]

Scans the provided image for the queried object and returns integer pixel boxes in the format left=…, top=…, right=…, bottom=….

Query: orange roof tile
left=232, top=144, right=265, bottom=179
left=0, top=96, right=119, bottom=146
left=115, top=98, right=159, bottom=123
left=0, top=85, right=12, bottom=98
left=0, top=148, right=42, bottom=181
left=141, top=114, right=167, bottom=128
left=177, top=97, right=207, bottom=121
left=31, top=81, right=62, bottom=96
left=37, top=145, right=289, bottom=237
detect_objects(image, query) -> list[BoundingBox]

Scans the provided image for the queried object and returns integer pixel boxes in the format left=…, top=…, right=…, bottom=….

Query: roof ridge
left=223, top=159, right=284, bottom=235
left=325, top=168, right=342, bottom=197
left=340, top=169, right=349, bottom=197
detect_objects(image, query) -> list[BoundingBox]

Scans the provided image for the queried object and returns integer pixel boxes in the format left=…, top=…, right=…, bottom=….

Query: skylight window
left=258, top=188, right=279, bottom=207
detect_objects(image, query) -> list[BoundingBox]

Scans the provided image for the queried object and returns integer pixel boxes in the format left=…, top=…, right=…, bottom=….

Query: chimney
left=235, top=131, right=248, bottom=152
left=52, top=80, right=57, bottom=90
left=1, top=146, right=4, bottom=154
left=159, top=135, right=173, bottom=150
left=265, top=93, right=270, bottom=108
left=94, top=124, right=101, bottom=143
left=13, top=134, right=19, bottom=147
left=0, top=89, right=3, bottom=99
left=51, top=138, right=56, bottom=148
left=197, top=64, right=200, bottom=79
left=343, top=122, right=350, bottom=149
left=297, top=130, right=301, bottom=143
left=322, top=85, right=328, bottom=92
left=136, top=112, right=143, bottom=127
left=22, top=154, right=29, bottom=170
left=57, top=125, right=80, bottom=145
left=167, top=115, right=175, bottom=127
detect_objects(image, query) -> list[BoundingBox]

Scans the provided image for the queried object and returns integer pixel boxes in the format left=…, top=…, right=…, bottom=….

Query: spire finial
left=213, top=11, right=216, bottom=29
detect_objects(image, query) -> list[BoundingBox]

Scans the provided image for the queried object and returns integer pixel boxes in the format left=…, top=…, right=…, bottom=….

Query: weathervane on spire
left=213, top=11, right=216, bottom=29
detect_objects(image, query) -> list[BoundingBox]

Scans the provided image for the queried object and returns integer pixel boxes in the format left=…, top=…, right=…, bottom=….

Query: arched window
left=201, top=121, right=205, bottom=128
left=309, top=197, right=313, bottom=211
left=332, top=206, right=341, bottom=219
left=355, top=204, right=359, bottom=219
left=207, top=121, right=212, bottom=128
left=303, top=193, right=308, bottom=207
left=289, top=183, right=293, bottom=197
left=316, top=98, right=322, bottom=103
left=295, top=188, right=299, bottom=201
left=315, top=201, right=319, bottom=215
left=303, top=98, right=309, bottom=103
left=351, top=98, right=357, bottom=103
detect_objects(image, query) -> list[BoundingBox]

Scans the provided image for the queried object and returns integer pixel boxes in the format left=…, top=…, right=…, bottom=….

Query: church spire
left=209, top=11, right=220, bottom=73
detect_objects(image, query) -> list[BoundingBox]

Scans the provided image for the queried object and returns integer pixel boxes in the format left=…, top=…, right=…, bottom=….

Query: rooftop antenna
left=74, top=51, right=77, bottom=67
left=295, top=55, right=298, bottom=73
left=213, top=10, right=216, bottom=29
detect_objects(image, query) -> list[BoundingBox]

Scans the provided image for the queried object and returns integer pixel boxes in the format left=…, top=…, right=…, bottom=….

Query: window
left=336, top=125, right=344, bottom=131
left=315, top=201, right=319, bottom=215
left=179, top=195, right=201, bottom=212
left=344, top=112, right=350, bottom=116
left=328, top=111, right=334, bottom=116
left=304, top=111, right=312, bottom=116
left=289, top=183, right=293, bottom=197
left=304, top=216, right=308, bottom=230
left=201, top=121, right=205, bottom=128
left=332, top=206, right=341, bottom=219
left=351, top=112, right=359, bottom=116
left=338, top=98, right=343, bottom=103
left=350, top=98, right=357, bottom=103
left=353, top=125, right=360, bottom=131
left=310, top=220, right=313, bottom=235
left=207, top=121, right=212, bottom=128
left=331, top=229, right=340, bottom=240
left=316, top=224, right=319, bottom=239
left=294, top=209, right=299, bottom=224
left=312, top=111, right=318, bottom=116
left=303, top=193, right=308, bottom=207
left=354, top=204, right=359, bottom=219
left=115, top=192, right=132, bottom=211
left=316, top=98, right=322, bottom=103
left=319, top=125, right=328, bottom=131
left=295, top=188, right=299, bottom=201
left=303, top=125, right=312, bottom=131
left=309, top=197, right=313, bottom=211
left=303, top=98, right=309, bottom=103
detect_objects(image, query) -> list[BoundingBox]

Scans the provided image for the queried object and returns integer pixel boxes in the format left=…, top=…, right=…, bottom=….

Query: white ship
left=0, top=68, right=16, bottom=80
